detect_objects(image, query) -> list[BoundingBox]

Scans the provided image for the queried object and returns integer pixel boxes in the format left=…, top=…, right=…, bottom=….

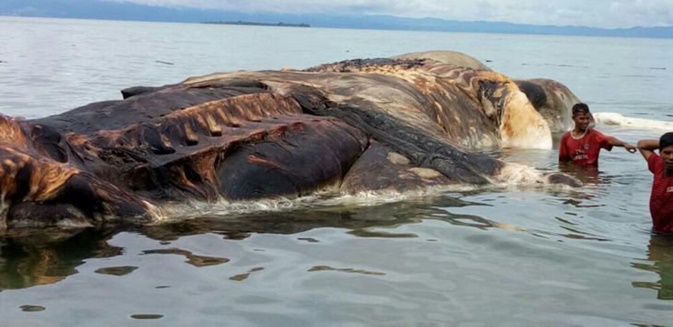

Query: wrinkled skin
left=0, top=51, right=581, bottom=229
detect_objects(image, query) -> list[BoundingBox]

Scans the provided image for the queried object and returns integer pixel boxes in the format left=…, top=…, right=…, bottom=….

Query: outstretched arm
left=607, top=136, right=637, bottom=153
left=637, top=139, right=659, bottom=161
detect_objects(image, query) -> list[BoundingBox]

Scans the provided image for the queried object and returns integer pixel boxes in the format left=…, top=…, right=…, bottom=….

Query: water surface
left=1, top=16, right=673, bottom=327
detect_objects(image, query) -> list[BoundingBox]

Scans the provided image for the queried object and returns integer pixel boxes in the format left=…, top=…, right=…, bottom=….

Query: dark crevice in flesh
left=294, top=94, right=502, bottom=185
left=515, top=80, right=548, bottom=110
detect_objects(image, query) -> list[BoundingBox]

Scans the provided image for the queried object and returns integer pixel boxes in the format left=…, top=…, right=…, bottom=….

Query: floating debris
left=229, top=267, right=265, bottom=281
left=130, top=314, right=164, bottom=320
left=20, top=305, right=46, bottom=312
left=308, top=265, right=386, bottom=276
left=95, top=266, right=139, bottom=276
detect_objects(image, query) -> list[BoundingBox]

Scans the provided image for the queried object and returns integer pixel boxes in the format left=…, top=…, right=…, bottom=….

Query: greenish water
left=1, top=16, right=673, bottom=326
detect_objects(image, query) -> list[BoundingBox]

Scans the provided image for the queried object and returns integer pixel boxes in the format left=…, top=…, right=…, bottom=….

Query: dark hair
left=572, top=103, right=590, bottom=116
left=659, top=132, right=673, bottom=150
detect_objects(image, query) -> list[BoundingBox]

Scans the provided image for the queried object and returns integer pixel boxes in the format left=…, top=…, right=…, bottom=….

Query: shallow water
left=1, top=17, right=673, bottom=326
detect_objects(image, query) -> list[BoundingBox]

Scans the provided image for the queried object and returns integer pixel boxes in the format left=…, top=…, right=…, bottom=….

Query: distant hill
left=203, top=21, right=310, bottom=28
left=2, top=0, right=673, bottom=39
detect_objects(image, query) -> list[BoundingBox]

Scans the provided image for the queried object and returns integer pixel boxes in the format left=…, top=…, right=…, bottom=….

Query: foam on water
left=155, top=185, right=481, bottom=222
left=593, top=112, right=673, bottom=130
left=153, top=163, right=579, bottom=222
left=490, top=163, right=580, bottom=190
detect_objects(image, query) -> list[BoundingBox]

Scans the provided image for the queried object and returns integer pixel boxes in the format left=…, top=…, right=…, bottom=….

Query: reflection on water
left=0, top=228, right=123, bottom=290
left=1, top=187, right=672, bottom=325
left=559, top=163, right=602, bottom=185
left=141, top=195, right=477, bottom=242
left=142, top=248, right=230, bottom=267
left=1, top=190, right=638, bottom=292
left=95, top=266, right=138, bottom=276
left=0, top=195, right=473, bottom=291
left=632, top=234, right=673, bottom=300
left=229, top=267, right=265, bottom=281
left=0, top=169, right=670, bottom=326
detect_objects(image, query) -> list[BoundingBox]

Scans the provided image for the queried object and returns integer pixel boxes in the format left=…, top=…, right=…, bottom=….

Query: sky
left=105, top=0, right=673, bottom=29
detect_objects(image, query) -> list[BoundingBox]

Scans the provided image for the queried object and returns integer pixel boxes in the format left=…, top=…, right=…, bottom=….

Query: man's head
left=659, top=132, right=673, bottom=170
left=571, top=103, right=591, bottom=132
left=659, top=132, right=673, bottom=151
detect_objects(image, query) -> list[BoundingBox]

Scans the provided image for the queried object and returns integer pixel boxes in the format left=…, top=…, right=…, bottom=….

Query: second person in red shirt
left=559, top=103, right=637, bottom=167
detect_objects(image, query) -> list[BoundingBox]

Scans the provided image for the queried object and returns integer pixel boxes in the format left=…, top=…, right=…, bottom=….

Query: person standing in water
left=559, top=103, right=637, bottom=167
left=637, top=132, right=673, bottom=234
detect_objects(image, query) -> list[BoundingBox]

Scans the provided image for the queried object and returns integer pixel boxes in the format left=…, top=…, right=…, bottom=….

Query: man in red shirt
left=637, top=132, right=673, bottom=234
left=559, top=103, right=636, bottom=166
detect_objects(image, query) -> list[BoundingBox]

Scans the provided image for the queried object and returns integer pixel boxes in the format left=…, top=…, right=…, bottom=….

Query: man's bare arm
left=607, top=136, right=637, bottom=153
left=637, top=139, right=659, bottom=161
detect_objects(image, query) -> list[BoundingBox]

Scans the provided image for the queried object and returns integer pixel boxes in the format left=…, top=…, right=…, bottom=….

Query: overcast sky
left=108, top=0, right=673, bottom=28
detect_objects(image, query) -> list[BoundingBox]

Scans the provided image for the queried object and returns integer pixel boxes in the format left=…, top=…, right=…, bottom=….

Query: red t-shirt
left=647, top=154, right=673, bottom=233
left=559, top=129, right=613, bottom=166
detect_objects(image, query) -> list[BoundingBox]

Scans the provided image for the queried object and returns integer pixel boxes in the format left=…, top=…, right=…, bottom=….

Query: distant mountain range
left=2, top=0, right=673, bottom=39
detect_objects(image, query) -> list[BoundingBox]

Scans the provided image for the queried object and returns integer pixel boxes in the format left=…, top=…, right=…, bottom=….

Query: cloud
left=107, top=0, right=673, bottom=28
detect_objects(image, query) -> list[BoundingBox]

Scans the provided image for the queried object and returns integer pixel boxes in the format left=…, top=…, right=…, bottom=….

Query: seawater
left=1, top=16, right=673, bottom=327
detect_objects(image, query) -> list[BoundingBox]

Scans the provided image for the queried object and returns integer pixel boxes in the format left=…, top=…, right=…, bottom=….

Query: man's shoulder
left=648, top=152, right=661, bottom=163
left=648, top=152, right=664, bottom=173
left=587, top=128, right=608, bottom=137
left=585, top=128, right=612, bottom=144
